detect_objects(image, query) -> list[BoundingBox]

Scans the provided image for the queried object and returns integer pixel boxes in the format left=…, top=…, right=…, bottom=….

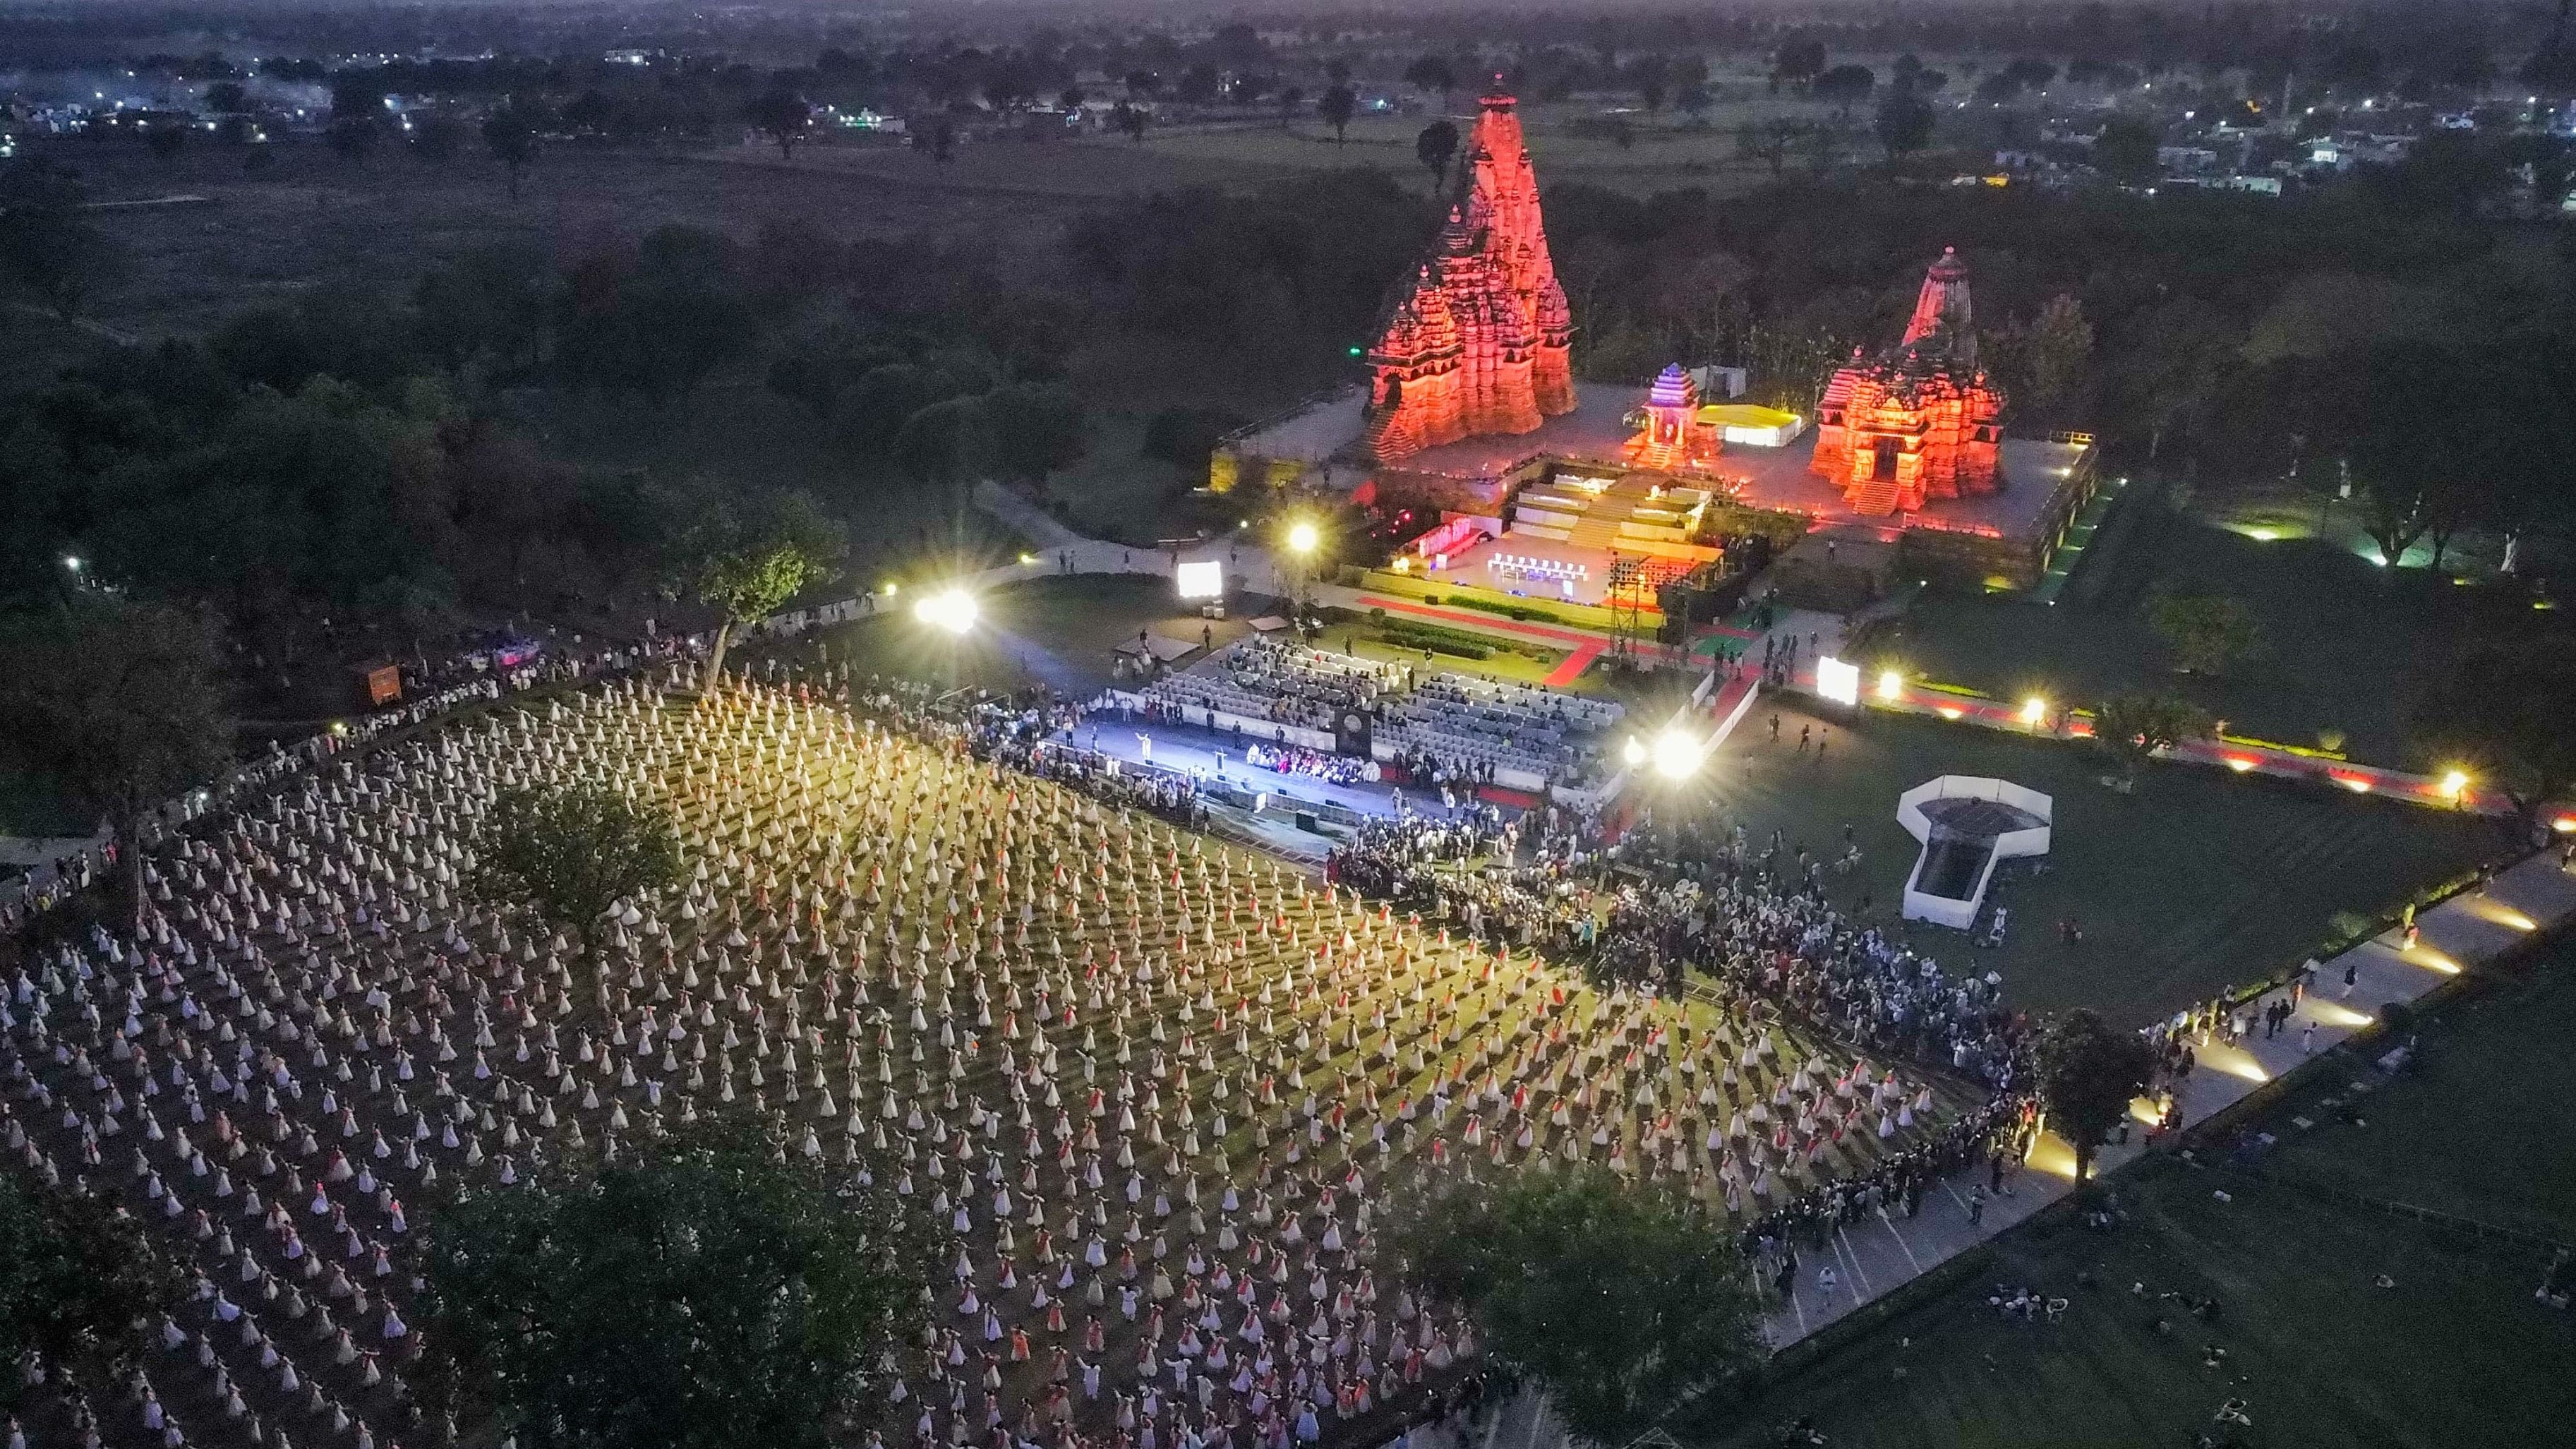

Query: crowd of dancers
left=0, top=647, right=2043, bottom=1449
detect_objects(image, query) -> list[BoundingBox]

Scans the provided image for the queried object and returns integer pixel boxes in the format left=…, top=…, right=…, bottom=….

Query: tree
left=0, top=599, right=229, bottom=934
left=1772, top=36, right=1828, bottom=93
left=2014, top=293, right=2095, bottom=426
left=983, top=381, right=1085, bottom=481
left=412, top=113, right=467, bottom=162
left=1873, top=90, right=1935, bottom=160
left=2409, top=638, right=2576, bottom=811
left=745, top=90, right=810, bottom=160
left=204, top=80, right=248, bottom=112
left=2090, top=690, right=2214, bottom=789
left=1110, top=100, right=1148, bottom=143
left=0, top=161, right=125, bottom=320
left=2094, top=114, right=2162, bottom=186
left=1318, top=84, right=1358, bottom=145
left=482, top=103, right=541, bottom=200
left=468, top=781, right=682, bottom=934
left=2146, top=591, right=2261, bottom=675
left=144, top=121, right=188, bottom=160
left=1415, top=119, right=1460, bottom=192
left=422, top=1124, right=929, bottom=1449
left=891, top=394, right=992, bottom=487
left=2040, top=1011, right=2160, bottom=1182
left=0, top=1177, right=179, bottom=1387
left=678, top=491, right=845, bottom=687
left=1628, top=55, right=1671, bottom=112
left=328, top=77, right=379, bottom=124
left=1811, top=64, right=1877, bottom=116
left=1402, top=53, right=1456, bottom=102
left=1735, top=119, right=1794, bottom=176
left=1383, top=1167, right=1761, bottom=1444
left=326, top=114, right=380, bottom=162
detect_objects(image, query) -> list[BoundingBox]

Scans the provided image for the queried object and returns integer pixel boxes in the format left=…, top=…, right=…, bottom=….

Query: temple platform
left=1373, top=383, right=2097, bottom=592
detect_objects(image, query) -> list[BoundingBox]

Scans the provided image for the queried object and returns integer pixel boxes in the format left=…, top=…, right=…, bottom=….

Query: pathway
left=1767, top=848, right=2576, bottom=1348
left=1467, top=849, right=2576, bottom=1449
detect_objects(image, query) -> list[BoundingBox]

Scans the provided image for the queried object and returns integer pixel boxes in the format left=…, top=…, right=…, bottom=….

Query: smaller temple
left=1624, top=365, right=1721, bottom=471
left=1810, top=248, right=2006, bottom=517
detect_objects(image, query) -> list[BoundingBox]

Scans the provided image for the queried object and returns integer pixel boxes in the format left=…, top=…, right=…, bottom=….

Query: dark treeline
left=0, top=200, right=1087, bottom=694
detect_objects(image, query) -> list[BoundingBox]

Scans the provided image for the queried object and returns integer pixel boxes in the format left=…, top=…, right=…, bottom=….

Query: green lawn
left=1881, top=483, right=2519, bottom=769
left=2262, top=960, right=2576, bottom=1243
left=1670, top=701, right=2505, bottom=1026
left=1683, top=942, right=2576, bottom=1449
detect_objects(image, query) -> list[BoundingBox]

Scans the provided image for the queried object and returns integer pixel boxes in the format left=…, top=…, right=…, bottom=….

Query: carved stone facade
left=1811, top=248, right=2006, bottom=516
left=1362, top=88, right=1575, bottom=464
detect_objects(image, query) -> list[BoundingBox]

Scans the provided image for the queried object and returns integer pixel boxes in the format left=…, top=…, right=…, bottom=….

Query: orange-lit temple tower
left=1811, top=248, right=2006, bottom=515
left=1363, top=88, right=1576, bottom=464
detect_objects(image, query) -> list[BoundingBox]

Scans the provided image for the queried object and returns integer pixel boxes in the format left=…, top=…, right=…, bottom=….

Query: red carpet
left=1541, top=642, right=1603, bottom=688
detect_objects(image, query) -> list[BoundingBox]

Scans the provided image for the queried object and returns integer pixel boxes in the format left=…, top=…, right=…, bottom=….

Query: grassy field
left=1882, top=481, right=2522, bottom=769
left=1669, top=699, right=2505, bottom=1026
left=754, top=573, right=1259, bottom=700
left=40, top=138, right=1085, bottom=351
left=1685, top=943, right=2576, bottom=1449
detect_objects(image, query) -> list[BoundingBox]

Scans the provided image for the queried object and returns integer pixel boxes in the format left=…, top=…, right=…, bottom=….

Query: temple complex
left=1360, top=87, right=1576, bottom=464
left=1810, top=248, right=2008, bottom=515
left=1219, top=226, right=2093, bottom=596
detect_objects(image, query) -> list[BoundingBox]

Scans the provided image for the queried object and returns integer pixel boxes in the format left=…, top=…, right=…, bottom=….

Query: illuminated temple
left=1810, top=248, right=2007, bottom=515
left=1361, top=87, right=1576, bottom=464
left=1219, top=212, right=2093, bottom=594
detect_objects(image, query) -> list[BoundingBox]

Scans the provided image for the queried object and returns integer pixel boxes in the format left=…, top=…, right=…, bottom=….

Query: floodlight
left=1815, top=656, right=1860, bottom=707
left=1876, top=668, right=1904, bottom=702
left=1286, top=522, right=1320, bottom=556
left=1651, top=730, right=1701, bottom=781
left=913, top=589, right=978, bottom=635
left=1176, top=560, right=1225, bottom=600
left=1622, top=736, right=1647, bottom=768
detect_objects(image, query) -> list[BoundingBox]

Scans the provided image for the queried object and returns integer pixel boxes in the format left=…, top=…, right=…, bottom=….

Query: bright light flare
left=1815, top=656, right=1860, bottom=707
left=1285, top=522, right=1321, bottom=556
left=1174, top=560, right=1224, bottom=599
left=2225, top=756, right=2257, bottom=773
left=2438, top=769, right=2469, bottom=798
left=1622, top=736, right=1647, bottom=768
left=1876, top=668, right=1905, bottom=702
left=1651, top=730, right=1702, bottom=781
left=2019, top=696, right=2047, bottom=726
left=913, top=589, right=979, bottom=635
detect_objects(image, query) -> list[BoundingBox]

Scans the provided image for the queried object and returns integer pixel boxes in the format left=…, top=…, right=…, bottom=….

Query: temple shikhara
left=1361, top=88, right=1576, bottom=464
left=1810, top=248, right=2008, bottom=516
